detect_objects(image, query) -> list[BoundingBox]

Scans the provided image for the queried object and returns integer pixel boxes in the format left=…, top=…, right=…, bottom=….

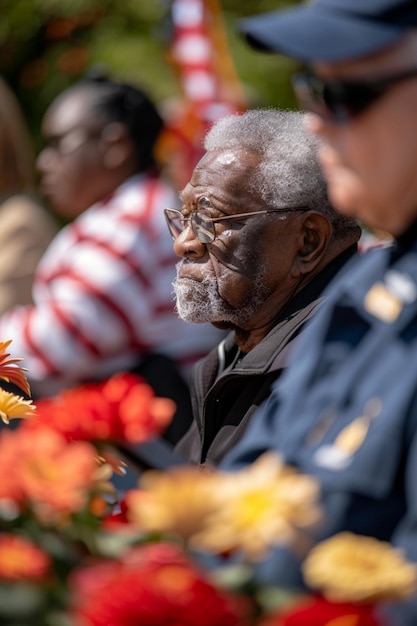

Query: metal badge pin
left=364, top=271, right=417, bottom=323
left=313, top=397, right=382, bottom=471
left=364, top=282, right=403, bottom=322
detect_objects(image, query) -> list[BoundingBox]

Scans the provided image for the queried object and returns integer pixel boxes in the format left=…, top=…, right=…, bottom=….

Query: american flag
left=158, top=0, right=246, bottom=188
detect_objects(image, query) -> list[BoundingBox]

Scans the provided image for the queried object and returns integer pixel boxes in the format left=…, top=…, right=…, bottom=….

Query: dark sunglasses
left=292, top=67, right=417, bottom=122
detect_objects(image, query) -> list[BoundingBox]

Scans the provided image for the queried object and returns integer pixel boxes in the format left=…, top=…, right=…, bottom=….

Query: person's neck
left=233, top=325, right=273, bottom=353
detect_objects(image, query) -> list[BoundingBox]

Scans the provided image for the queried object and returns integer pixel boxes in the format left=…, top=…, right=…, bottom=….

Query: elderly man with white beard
left=164, top=108, right=361, bottom=466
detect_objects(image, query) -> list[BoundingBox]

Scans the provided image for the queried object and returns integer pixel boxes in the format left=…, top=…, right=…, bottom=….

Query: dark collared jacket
left=175, top=245, right=358, bottom=466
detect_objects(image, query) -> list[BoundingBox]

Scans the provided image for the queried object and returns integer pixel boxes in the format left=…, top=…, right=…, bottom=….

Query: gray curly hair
left=204, top=108, right=360, bottom=239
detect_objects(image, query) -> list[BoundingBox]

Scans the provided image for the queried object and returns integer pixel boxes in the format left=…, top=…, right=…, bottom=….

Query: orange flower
left=0, top=426, right=98, bottom=521
left=0, top=534, right=51, bottom=581
left=0, top=429, right=29, bottom=504
left=32, top=373, right=175, bottom=444
left=0, top=340, right=31, bottom=395
left=18, top=428, right=98, bottom=521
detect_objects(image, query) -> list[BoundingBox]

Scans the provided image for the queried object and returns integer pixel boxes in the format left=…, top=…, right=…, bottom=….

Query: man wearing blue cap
left=224, top=2, right=417, bottom=624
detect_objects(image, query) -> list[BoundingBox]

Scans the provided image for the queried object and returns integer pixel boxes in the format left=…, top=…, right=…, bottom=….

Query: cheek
left=319, top=127, right=398, bottom=222
left=314, top=86, right=417, bottom=232
left=216, top=272, right=256, bottom=309
left=50, top=169, right=94, bottom=216
left=58, top=173, right=86, bottom=203
left=349, top=121, right=417, bottom=230
left=209, top=233, right=261, bottom=306
left=348, top=99, right=417, bottom=192
left=69, top=160, right=107, bottom=198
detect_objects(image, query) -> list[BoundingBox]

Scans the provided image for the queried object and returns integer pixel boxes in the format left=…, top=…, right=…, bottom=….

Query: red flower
left=70, top=542, right=243, bottom=626
left=30, top=373, right=175, bottom=444
left=261, top=595, right=380, bottom=626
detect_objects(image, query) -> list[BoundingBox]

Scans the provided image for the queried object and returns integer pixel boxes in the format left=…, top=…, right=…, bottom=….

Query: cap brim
left=238, top=5, right=404, bottom=62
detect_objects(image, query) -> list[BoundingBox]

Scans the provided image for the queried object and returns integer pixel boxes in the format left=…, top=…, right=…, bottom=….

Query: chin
left=321, top=157, right=361, bottom=215
left=55, top=204, right=86, bottom=220
left=211, top=320, right=234, bottom=330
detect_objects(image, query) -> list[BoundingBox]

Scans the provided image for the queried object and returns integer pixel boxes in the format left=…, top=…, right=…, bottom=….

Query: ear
left=291, top=212, right=333, bottom=278
left=100, top=122, right=133, bottom=169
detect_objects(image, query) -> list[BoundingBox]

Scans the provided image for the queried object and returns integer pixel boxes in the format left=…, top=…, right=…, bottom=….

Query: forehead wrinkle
left=182, top=148, right=262, bottom=213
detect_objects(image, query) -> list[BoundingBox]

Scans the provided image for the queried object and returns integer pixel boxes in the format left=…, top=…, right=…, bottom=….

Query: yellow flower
left=126, top=467, right=220, bottom=539
left=191, top=452, right=322, bottom=561
left=0, top=340, right=30, bottom=396
left=302, top=532, right=417, bottom=603
left=127, top=454, right=321, bottom=561
left=0, top=388, right=36, bottom=424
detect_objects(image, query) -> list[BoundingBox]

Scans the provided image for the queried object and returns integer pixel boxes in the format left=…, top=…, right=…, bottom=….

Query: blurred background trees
left=0, top=0, right=300, bottom=150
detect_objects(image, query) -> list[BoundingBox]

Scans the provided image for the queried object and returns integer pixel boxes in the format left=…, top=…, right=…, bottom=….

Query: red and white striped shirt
left=0, top=173, right=223, bottom=397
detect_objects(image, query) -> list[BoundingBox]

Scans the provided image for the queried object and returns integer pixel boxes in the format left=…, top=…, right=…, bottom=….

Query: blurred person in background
left=0, top=73, right=223, bottom=444
left=222, top=2, right=417, bottom=624
left=0, top=76, right=59, bottom=314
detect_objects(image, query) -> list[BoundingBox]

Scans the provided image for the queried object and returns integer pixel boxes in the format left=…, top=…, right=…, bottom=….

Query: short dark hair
left=68, top=72, right=164, bottom=171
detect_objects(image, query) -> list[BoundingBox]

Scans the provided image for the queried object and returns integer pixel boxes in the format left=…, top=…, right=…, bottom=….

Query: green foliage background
left=0, top=0, right=301, bottom=150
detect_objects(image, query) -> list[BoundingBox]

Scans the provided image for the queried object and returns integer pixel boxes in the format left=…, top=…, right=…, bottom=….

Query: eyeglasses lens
left=323, top=82, right=384, bottom=121
left=165, top=209, right=216, bottom=243
left=292, top=74, right=329, bottom=118
left=164, top=210, right=181, bottom=240
left=192, top=210, right=215, bottom=243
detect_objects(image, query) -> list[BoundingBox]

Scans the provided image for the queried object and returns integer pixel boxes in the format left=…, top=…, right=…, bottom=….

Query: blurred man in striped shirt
left=0, top=75, right=223, bottom=428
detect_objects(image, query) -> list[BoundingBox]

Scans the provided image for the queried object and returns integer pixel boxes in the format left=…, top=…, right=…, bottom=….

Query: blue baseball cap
left=239, top=0, right=417, bottom=62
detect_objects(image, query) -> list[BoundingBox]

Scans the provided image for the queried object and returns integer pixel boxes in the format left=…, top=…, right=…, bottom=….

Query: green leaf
left=209, top=563, right=254, bottom=591
left=44, top=610, right=74, bottom=626
left=255, top=585, right=307, bottom=613
left=0, top=583, right=46, bottom=618
left=93, top=529, right=144, bottom=557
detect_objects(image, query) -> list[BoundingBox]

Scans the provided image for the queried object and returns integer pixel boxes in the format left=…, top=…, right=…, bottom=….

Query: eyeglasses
left=164, top=207, right=308, bottom=244
left=42, top=127, right=101, bottom=157
left=292, top=67, right=417, bottom=123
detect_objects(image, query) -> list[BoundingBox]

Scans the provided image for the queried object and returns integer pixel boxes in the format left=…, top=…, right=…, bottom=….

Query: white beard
left=173, top=266, right=270, bottom=328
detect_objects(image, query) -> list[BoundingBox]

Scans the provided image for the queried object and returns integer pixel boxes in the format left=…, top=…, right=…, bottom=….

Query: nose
left=36, top=147, right=55, bottom=174
left=304, top=112, right=340, bottom=138
left=304, top=112, right=326, bottom=136
left=173, top=225, right=207, bottom=259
